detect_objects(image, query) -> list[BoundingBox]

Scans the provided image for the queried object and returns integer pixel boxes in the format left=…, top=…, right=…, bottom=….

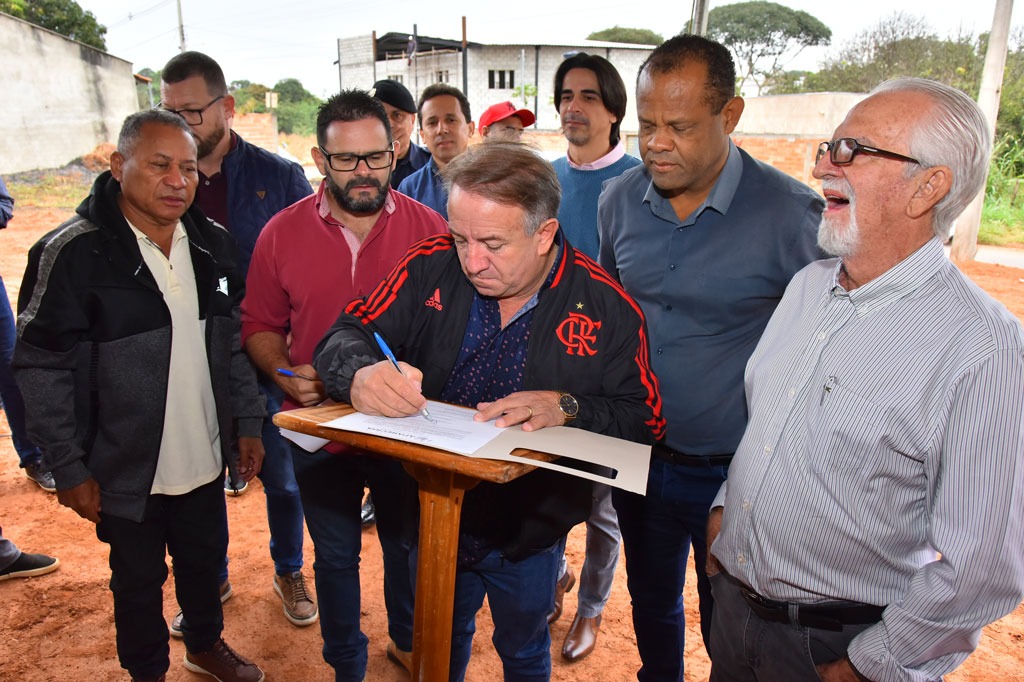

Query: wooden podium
left=273, top=404, right=555, bottom=681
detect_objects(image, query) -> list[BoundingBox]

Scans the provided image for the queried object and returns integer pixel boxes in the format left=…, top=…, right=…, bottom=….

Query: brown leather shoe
left=546, top=565, right=576, bottom=624
left=561, top=613, right=602, bottom=662
left=386, top=637, right=413, bottom=674
left=184, top=638, right=264, bottom=682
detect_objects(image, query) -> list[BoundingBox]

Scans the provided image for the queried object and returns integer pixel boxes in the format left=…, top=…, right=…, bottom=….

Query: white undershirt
left=129, top=220, right=222, bottom=495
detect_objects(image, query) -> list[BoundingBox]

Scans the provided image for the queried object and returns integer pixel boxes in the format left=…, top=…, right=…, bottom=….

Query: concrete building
left=1, top=12, right=139, bottom=175
left=336, top=31, right=654, bottom=137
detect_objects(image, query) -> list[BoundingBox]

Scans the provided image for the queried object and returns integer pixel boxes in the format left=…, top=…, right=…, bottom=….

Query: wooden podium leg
left=405, top=463, right=477, bottom=682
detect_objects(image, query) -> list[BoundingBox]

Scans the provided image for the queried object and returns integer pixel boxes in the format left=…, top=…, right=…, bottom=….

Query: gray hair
left=440, top=142, right=561, bottom=235
left=118, top=109, right=193, bottom=156
left=871, top=78, right=992, bottom=239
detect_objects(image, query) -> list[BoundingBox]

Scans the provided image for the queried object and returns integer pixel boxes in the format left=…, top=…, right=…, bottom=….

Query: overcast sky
left=80, top=0, right=1017, bottom=98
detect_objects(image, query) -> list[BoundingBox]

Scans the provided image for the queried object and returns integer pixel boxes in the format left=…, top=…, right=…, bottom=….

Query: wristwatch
left=557, top=392, right=579, bottom=424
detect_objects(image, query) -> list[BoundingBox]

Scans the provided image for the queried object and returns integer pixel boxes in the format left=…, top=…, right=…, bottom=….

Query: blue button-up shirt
left=598, top=143, right=824, bottom=455
left=397, top=156, right=448, bottom=219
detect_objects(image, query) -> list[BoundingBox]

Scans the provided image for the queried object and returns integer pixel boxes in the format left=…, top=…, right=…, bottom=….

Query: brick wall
left=232, top=113, right=279, bottom=153
left=733, top=135, right=822, bottom=191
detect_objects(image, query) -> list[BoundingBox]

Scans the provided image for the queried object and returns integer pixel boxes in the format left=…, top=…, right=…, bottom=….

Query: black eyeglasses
left=318, top=147, right=395, bottom=172
left=158, top=95, right=225, bottom=126
left=816, top=138, right=921, bottom=167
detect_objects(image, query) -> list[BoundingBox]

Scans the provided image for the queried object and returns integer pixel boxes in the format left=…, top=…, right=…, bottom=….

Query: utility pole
left=950, top=0, right=1015, bottom=264
left=176, top=0, right=186, bottom=52
left=691, top=0, right=711, bottom=35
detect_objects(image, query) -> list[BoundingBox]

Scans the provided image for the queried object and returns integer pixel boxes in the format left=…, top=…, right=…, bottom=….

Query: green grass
left=6, top=171, right=95, bottom=210
left=980, top=199, right=1024, bottom=246
left=981, top=135, right=1024, bottom=246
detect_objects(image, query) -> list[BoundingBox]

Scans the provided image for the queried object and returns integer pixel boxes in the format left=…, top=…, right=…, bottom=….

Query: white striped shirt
left=712, top=238, right=1024, bottom=682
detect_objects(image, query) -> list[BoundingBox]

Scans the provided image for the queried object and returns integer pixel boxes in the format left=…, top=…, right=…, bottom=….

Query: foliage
left=587, top=26, right=663, bottom=45
left=232, top=82, right=271, bottom=114
left=136, top=67, right=161, bottom=108
left=512, top=83, right=538, bottom=105
left=995, top=28, right=1024, bottom=141
left=276, top=99, right=319, bottom=136
left=708, top=1, right=830, bottom=95
left=802, top=13, right=981, bottom=95
left=0, top=0, right=107, bottom=50
left=274, top=78, right=315, bottom=104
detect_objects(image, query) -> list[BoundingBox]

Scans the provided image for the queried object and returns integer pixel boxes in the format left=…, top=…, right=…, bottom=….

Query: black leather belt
left=652, top=443, right=732, bottom=467
left=737, top=581, right=884, bottom=632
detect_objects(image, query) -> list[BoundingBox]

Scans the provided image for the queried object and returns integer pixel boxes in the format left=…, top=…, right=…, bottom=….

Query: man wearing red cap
left=478, top=101, right=536, bottom=142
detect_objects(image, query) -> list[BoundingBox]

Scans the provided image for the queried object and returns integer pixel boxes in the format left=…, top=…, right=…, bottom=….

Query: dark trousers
left=291, top=445, right=417, bottom=682
left=95, top=476, right=227, bottom=679
left=708, top=572, right=874, bottom=681
left=0, top=273, right=42, bottom=467
left=613, top=457, right=728, bottom=682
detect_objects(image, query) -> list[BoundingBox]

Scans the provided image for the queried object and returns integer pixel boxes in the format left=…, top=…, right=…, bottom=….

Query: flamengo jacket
left=221, top=133, right=312, bottom=275
left=13, top=171, right=266, bottom=522
left=314, top=233, right=665, bottom=560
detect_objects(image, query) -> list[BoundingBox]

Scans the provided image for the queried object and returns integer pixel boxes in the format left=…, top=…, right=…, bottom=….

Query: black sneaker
left=23, top=463, right=56, bottom=493
left=0, top=552, right=60, bottom=581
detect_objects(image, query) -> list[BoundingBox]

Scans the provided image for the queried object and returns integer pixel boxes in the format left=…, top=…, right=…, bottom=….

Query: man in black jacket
left=314, top=142, right=665, bottom=681
left=14, top=110, right=266, bottom=682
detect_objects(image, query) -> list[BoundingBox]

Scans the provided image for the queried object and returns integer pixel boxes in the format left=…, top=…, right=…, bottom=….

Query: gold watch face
left=558, top=393, right=579, bottom=418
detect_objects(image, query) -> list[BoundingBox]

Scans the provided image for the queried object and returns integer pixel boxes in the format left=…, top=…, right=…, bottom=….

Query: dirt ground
left=2, top=199, right=1024, bottom=681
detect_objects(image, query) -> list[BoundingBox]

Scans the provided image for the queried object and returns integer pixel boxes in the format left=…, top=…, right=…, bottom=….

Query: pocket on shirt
left=809, top=382, right=890, bottom=473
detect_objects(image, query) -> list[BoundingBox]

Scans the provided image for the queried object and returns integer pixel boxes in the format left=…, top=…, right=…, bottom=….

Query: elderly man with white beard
left=706, top=77, right=1024, bottom=682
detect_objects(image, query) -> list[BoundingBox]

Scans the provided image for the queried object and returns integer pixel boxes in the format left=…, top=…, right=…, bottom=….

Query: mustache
left=562, top=113, right=589, bottom=125
left=343, top=176, right=385, bottom=192
left=820, top=179, right=852, bottom=194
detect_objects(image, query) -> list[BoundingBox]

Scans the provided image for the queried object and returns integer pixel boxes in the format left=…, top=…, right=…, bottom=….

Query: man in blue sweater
left=159, top=51, right=316, bottom=635
left=547, top=52, right=641, bottom=663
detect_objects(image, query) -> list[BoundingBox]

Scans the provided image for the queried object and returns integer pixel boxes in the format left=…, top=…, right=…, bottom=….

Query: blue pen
left=373, top=332, right=434, bottom=423
left=276, top=368, right=317, bottom=381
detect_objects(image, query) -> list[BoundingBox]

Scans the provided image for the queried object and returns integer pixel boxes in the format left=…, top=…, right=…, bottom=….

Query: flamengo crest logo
left=425, top=288, right=443, bottom=311
left=556, top=310, right=601, bottom=356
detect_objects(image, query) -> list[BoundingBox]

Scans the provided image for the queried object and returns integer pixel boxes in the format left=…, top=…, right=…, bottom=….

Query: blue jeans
left=613, top=457, right=728, bottom=682
left=291, top=444, right=416, bottom=681
left=0, top=274, right=43, bottom=468
left=212, top=382, right=305, bottom=586
left=258, top=383, right=305, bottom=575
left=444, top=542, right=561, bottom=682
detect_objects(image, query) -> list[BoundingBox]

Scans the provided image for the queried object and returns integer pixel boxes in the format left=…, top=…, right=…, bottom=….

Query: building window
left=488, top=69, right=515, bottom=89
left=435, top=70, right=449, bottom=83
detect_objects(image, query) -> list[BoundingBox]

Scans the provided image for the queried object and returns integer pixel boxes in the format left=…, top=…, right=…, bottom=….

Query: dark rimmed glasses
left=816, top=138, right=921, bottom=167
left=318, top=147, right=395, bottom=172
left=158, top=95, right=225, bottom=126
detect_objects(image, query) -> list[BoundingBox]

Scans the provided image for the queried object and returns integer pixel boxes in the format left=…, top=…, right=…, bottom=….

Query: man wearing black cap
left=371, top=79, right=430, bottom=188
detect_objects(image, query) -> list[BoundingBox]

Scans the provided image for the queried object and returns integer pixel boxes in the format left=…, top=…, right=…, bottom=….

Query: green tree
left=805, top=13, right=981, bottom=95
left=231, top=82, right=271, bottom=114
left=587, top=26, right=663, bottom=45
left=276, top=99, right=320, bottom=135
left=708, top=1, right=830, bottom=95
left=0, top=0, right=107, bottom=50
left=274, top=78, right=315, bottom=104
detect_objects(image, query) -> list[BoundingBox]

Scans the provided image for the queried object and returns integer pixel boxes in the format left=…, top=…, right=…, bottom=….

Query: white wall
left=1, top=13, right=140, bottom=175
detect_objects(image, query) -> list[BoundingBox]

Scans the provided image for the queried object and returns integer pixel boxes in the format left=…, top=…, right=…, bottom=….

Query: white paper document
left=318, top=400, right=651, bottom=494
